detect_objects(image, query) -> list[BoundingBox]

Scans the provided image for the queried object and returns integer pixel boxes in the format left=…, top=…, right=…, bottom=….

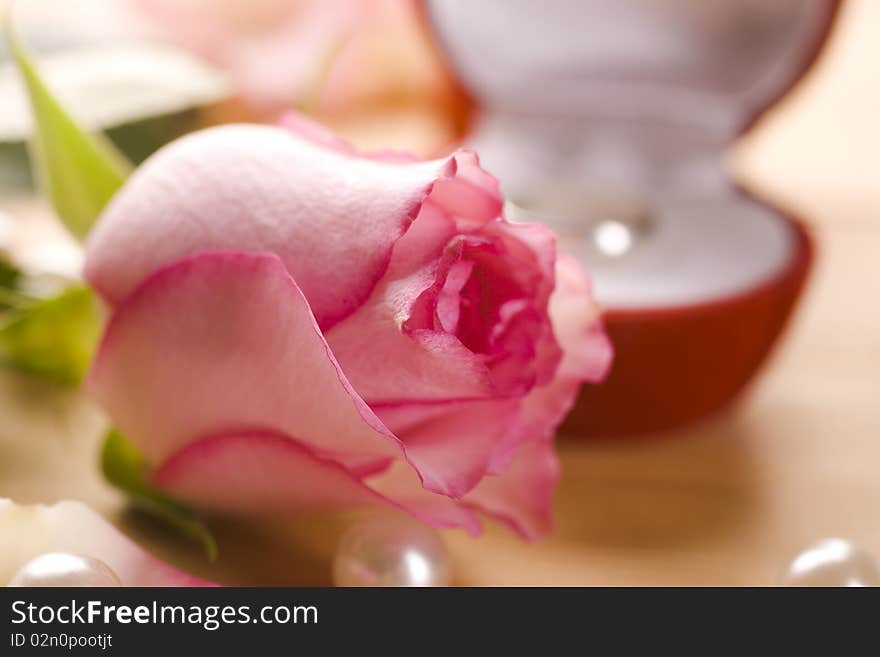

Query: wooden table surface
left=1, top=0, right=878, bottom=586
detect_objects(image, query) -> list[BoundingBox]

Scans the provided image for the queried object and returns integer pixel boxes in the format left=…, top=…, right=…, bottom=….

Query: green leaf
left=3, top=9, right=132, bottom=240
left=0, top=257, right=25, bottom=311
left=0, top=258, right=22, bottom=292
left=0, top=285, right=101, bottom=385
left=101, top=430, right=218, bottom=561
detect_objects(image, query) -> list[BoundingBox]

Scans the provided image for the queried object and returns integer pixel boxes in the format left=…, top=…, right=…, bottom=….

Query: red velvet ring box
left=423, top=0, right=840, bottom=437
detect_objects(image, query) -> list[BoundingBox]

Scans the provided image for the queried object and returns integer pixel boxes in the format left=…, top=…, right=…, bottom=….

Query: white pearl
left=9, top=553, right=122, bottom=587
left=783, top=539, right=880, bottom=587
left=333, top=515, right=452, bottom=587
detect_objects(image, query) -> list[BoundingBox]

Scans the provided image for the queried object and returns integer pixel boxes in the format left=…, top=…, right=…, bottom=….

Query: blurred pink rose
left=133, top=0, right=454, bottom=116
left=83, top=115, right=611, bottom=538
left=132, top=0, right=363, bottom=110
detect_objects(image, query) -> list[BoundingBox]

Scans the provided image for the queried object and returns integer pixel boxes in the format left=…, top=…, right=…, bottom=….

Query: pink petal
left=87, top=251, right=402, bottom=468
left=85, top=120, right=500, bottom=330
left=364, top=461, right=483, bottom=536
left=133, top=0, right=370, bottom=111
left=277, top=119, right=501, bottom=220
left=326, top=204, right=497, bottom=402
left=482, top=220, right=562, bottom=387
left=482, top=301, right=560, bottom=395
left=371, top=324, right=580, bottom=500
left=434, top=259, right=475, bottom=332
left=476, top=254, right=613, bottom=523
left=374, top=397, right=521, bottom=499
left=277, top=117, right=501, bottom=219
left=0, top=499, right=212, bottom=586
left=154, top=432, right=396, bottom=513
left=328, top=216, right=559, bottom=404
left=87, top=250, right=501, bottom=507
left=428, top=151, right=503, bottom=226
left=154, top=432, right=483, bottom=536
left=278, top=112, right=421, bottom=163
left=550, top=255, right=614, bottom=382
left=463, top=439, right=560, bottom=540
left=486, top=377, right=581, bottom=476
left=486, top=256, right=612, bottom=475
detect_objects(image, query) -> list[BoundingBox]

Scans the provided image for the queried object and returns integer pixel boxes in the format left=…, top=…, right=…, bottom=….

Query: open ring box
left=424, top=0, right=840, bottom=437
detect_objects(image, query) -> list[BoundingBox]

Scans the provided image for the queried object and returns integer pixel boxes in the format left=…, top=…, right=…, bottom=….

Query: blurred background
left=0, top=0, right=878, bottom=584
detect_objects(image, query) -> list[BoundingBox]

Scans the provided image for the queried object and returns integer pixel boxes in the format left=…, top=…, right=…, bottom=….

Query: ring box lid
left=423, top=0, right=840, bottom=312
left=425, top=0, right=839, bottom=143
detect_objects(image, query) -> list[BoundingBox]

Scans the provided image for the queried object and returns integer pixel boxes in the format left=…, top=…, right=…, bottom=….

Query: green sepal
left=101, top=429, right=218, bottom=562
left=0, top=285, right=101, bottom=385
left=0, top=258, right=22, bottom=294
left=4, top=8, right=132, bottom=240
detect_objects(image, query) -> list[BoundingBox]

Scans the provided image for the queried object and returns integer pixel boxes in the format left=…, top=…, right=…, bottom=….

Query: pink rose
left=84, top=115, right=611, bottom=538
left=132, top=0, right=453, bottom=116
left=132, top=0, right=369, bottom=111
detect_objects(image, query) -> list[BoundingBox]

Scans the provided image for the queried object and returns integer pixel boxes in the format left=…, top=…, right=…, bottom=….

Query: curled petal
left=428, top=150, right=503, bottom=226
left=87, top=251, right=402, bottom=468
left=328, top=216, right=559, bottom=404
left=154, top=432, right=483, bottom=536
left=87, top=250, right=501, bottom=509
left=0, top=499, right=212, bottom=586
left=497, top=255, right=612, bottom=466
left=487, top=256, right=612, bottom=475
left=374, top=397, right=521, bottom=499
left=550, top=255, right=614, bottom=382
left=463, top=439, right=560, bottom=540
left=326, top=204, right=497, bottom=402
left=85, top=119, right=501, bottom=329
left=380, top=254, right=611, bottom=536
left=364, top=461, right=482, bottom=536
left=278, top=112, right=421, bottom=163
left=155, top=432, right=398, bottom=513
left=469, top=256, right=613, bottom=532
left=486, top=377, right=581, bottom=476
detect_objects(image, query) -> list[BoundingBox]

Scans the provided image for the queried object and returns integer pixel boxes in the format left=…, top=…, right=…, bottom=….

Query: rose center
left=444, top=247, right=529, bottom=357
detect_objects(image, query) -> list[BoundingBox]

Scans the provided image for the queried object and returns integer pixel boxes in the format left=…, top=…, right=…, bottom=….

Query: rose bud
left=84, top=114, right=612, bottom=539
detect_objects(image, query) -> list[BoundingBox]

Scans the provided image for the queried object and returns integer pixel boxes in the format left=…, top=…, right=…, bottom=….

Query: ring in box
left=423, top=0, right=841, bottom=436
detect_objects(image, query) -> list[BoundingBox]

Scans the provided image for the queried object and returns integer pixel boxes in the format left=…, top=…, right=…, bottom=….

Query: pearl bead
left=783, top=539, right=880, bottom=587
left=333, top=515, right=452, bottom=587
left=9, top=553, right=122, bottom=587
